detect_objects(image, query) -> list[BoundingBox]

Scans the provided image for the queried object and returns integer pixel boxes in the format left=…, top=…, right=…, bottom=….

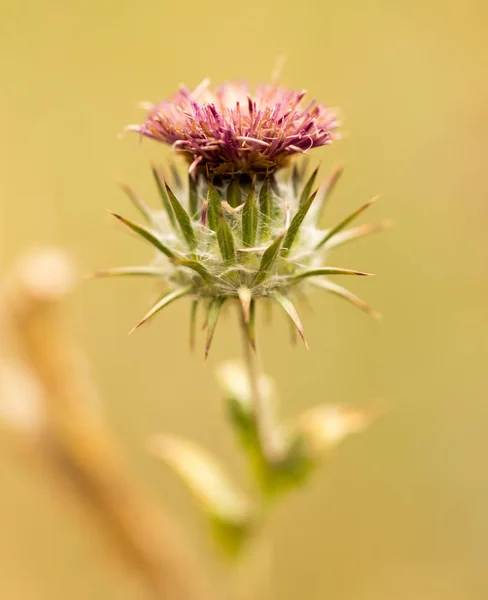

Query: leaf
left=290, top=266, right=374, bottom=283
left=164, top=182, right=197, bottom=250
left=149, top=434, right=252, bottom=557
left=92, top=265, right=164, bottom=278
left=207, top=183, right=222, bottom=232
left=217, top=216, right=236, bottom=262
left=253, top=234, right=284, bottom=286
left=281, top=190, right=318, bottom=257
left=108, top=211, right=176, bottom=258
left=295, top=402, right=380, bottom=458
left=172, top=258, right=215, bottom=282
left=314, top=164, right=344, bottom=222
left=241, top=185, right=258, bottom=247
left=299, top=166, right=319, bottom=207
left=188, top=173, right=198, bottom=218
left=258, top=178, right=272, bottom=239
left=315, top=197, right=378, bottom=249
left=189, top=298, right=198, bottom=351
left=205, top=297, right=226, bottom=358
left=271, top=292, right=308, bottom=348
left=129, top=285, right=192, bottom=333
left=323, top=219, right=392, bottom=250
left=310, top=278, right=382, bottom=320
left=152, top=166, right=176, bottom=228
left=120, top=183, right=153, bottom=223
left=226, top=179, right=242, bottom=208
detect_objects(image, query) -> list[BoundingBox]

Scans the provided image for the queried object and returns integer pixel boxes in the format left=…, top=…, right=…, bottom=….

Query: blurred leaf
left=150, top=435, right=253, bottom=558
left=314, top=164, right=344, bottom=222
left=152, top=166, right=176, bottom=228
left=215, top=362, right=311, bottom=497
left=108, top=211, right=176, bottom=258
left=165, top=182, right=197, bottom=251
left=294, top=403, right=380, bottom=459
left=120, top=183, right=153, bottom=224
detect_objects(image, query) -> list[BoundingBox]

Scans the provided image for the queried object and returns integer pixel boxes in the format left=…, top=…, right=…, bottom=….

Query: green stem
left=238, top=308, right=284, bottom=465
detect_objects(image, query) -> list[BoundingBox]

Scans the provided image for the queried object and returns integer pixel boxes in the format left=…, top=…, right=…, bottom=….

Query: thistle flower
left=127, top=81, right=339, bottom=177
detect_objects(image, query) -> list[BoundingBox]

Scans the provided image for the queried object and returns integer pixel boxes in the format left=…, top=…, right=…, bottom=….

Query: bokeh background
left=1, top=1, right=488, bottom=598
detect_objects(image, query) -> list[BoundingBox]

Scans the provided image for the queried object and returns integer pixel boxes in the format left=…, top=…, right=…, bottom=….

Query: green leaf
left=207, top=183, right=222, bottom=232
left=120, top=183, right=153, bottom=223
left=189, top=298, right=198, bottom=351
left=172, top=258, right=215, bottom=282
left=290, top=266, right=374, bottom=283
left=164, top=182, right=197, bottom=251
left=205, top=297, right=226, bottom=358
left=253, top=234, right=284, bottom=286
left=150, top=434, right=253, bottom=558
left=314, top=164, right=344, bottom=222
left=152, top=166, right=176, bottom=228
left=226, top=179, right=242, bottom=208
left=299, top=166, right=319, bottom=207
left=241, top=185, right=258, bottom=247
left=315, top=197, right=378, bottom=249
left=310, top=278, right=382, bottom=320
left=108, top=211, right=176, bottom=258
left=92, top=265, right=164, bottom=278
left=188, top=173, right=198, bottom=218
left=217, top=216, right=236, bottom=262
left=259, top=178, right=272, bottom=239
left=271, top=292, right=308, bottom=348
left=281, top=190, right=318, bottom=257
left=129, top=285, right=192, bottom=333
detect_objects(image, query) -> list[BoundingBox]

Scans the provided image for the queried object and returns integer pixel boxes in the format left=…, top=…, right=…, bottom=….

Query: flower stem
left=238, top=307, right=284, bottom=464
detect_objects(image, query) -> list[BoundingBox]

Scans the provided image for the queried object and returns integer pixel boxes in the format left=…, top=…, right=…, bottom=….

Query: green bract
left=99, top=164, right=384, bottom=354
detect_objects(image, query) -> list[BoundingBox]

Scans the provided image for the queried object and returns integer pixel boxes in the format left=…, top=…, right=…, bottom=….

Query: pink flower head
left=128, top=80, right=340, bottom=177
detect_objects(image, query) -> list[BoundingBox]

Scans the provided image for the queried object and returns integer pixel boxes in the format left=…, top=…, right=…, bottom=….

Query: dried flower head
left=128, top=80, right=339, bottom=177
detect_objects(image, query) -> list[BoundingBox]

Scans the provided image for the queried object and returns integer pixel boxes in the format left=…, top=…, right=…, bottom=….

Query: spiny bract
left=99, top=162, right=385, bottom=355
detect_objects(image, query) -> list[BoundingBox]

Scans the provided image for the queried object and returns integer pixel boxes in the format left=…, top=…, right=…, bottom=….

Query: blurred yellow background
left=1, top=0, right=488, bottom=598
